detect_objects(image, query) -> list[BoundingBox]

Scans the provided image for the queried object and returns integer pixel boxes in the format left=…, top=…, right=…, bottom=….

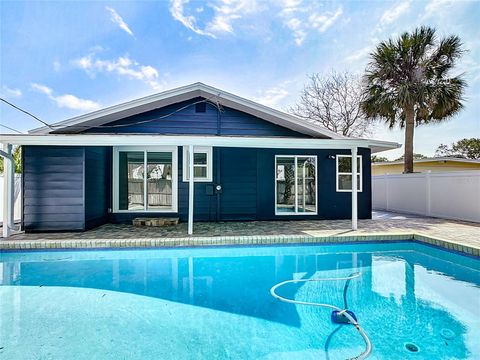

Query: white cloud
left=169, top=0, right=260, bottom=38
left=31, top=83, right=53, bottom=96
left=31, top=83, right=101, bottom=111
left=345, top=46, right=372, bottom=63
left=380, top=1, right=411, bottom=25
left=72, top=54, right=163, bottom=90
left=420, top=0, right=469, bottom=21
left=254, top=83, right=290, bottom=108
left=169, top=0, right=340, bottom=44
left=308, top=8, right=343, bottom=33
left=280, top=1, right=343, bottom=45
left=1, top=86, right=22, bottom=98
left=422, top=0, right=454, bottom=19
left=106, top=6, right=134, bottom=37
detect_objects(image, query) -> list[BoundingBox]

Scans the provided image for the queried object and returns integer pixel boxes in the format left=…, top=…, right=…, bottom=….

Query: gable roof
left=29, top=82, right=344, bottom=139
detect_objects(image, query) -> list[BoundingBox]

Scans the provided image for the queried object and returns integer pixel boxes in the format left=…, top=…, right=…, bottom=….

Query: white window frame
left=274, top=155, right=318, bottom=216
left=182, top=146, right=213, bottom=182
left=112, top=146, right=178, bottom=213
left=336, top=155, right=363, bottom=192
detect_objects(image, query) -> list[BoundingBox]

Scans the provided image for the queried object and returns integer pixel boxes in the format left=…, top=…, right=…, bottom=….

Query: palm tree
left=361, top=26, right=466, bottom=173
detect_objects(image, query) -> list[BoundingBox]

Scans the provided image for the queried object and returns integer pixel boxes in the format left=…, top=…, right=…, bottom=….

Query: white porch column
left=351, top=147, right=358, bottom=231
left=188, top=145, right=194, bottom=235
left=1, top=143, right=14, bottom=238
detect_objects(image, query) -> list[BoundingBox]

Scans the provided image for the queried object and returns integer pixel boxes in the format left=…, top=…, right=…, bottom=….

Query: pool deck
left=1, top=211, right=479, bottom=257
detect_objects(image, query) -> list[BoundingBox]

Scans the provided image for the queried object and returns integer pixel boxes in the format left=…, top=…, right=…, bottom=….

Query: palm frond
left=361, top=26, right=466, bottom=128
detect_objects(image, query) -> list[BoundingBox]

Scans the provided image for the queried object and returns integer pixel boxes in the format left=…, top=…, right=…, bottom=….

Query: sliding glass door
left=275, top=155, right=317, bottom=215
left=114, top=147, right=177, bottom=212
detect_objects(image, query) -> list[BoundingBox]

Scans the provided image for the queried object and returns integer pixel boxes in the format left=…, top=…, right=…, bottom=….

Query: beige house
left=372, top=157, right=480, bottom=175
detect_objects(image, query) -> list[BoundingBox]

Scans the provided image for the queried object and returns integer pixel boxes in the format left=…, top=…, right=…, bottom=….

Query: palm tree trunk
left=404, top=106, right=415, bottom=173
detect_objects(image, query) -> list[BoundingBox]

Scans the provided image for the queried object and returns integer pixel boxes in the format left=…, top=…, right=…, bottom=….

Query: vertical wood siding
left=219, top=148, right=257, bottom=220
left=84, top=147, right=111, bottom=229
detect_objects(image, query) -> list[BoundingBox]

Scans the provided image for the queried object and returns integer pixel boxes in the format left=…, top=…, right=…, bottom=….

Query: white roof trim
left=28, top=82, right=343, bottom=139
left=373, top=157, right=480, bottom=166
left=0, top=134, right=400, bottom=153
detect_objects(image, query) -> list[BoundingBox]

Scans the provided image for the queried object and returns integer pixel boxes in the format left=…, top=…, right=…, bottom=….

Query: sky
left=1, top=0, right=479, bottom=159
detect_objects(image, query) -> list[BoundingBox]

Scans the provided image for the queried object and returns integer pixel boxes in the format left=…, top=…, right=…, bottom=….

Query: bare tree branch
left=290, top=71, right=375, bottom=137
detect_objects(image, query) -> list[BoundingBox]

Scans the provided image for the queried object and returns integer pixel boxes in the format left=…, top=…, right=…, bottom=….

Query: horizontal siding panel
left=23, top=173, right=83, bottom=182
left=24, top=180, right=83, bottom=190
left=23, top=148, right=84, bottom=156
left=219, top=129, right=294, bottom=136
left=23, top=197, right=84, bottom=206
left=24, top=222, right=85, bottom=231
left=24, top=165, right=84, bottom=174
left=25, top=213, right=85, bottom=222
left=24, top=189, right=83, bottom=198
left=80, top=97, right=309, bottom=138
left=24, top=156, right=83, bottom=165
left=24, top=205, right=84, bottom=214
left=23, top=146, right=86, bottom=232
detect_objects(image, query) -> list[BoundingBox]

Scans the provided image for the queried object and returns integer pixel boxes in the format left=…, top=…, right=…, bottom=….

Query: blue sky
left=1, top=0, right=479, bottom=159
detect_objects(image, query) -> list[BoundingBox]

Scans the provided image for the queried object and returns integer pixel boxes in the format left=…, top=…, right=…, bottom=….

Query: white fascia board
left=196, top=84, right=343, bottom=140
left=0, top=134, right=400, bottom=152
left=28, top=82, right=341, bottom=139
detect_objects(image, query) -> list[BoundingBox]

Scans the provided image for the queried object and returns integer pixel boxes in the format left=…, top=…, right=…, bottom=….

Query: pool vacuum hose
left=270, top=272, right=372, bottom=360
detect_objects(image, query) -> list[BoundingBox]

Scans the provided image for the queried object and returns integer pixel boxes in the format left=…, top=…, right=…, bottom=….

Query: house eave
left=0, top=134, right=400, bottom=153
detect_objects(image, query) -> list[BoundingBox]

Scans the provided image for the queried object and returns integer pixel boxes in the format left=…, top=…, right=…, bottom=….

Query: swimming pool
left=1, top=242, right=479, bottom=359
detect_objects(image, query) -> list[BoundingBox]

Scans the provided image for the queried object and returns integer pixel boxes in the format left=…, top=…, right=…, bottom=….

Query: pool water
left=1, top=242, right=479, bottom=359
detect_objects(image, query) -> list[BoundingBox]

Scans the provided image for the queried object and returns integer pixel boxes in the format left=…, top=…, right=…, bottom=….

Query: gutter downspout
left=1, top=144, right=15, bottom=237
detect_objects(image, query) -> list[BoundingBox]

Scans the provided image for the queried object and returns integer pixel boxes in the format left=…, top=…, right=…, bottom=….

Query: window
left=275, top=155, right=317, bottom=215
left=336, top=155, right=362, bottom=192
left=182, top=146, right=213, bottom=182
left=113, top=147, right=178, bottom=212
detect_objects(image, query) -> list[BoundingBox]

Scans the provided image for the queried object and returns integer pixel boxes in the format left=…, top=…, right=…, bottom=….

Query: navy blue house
left=1, top=83, right=398, bottom=233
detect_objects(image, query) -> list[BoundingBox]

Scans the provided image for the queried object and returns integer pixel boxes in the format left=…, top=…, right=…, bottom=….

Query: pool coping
left=0, top=232, right=478, bottom=258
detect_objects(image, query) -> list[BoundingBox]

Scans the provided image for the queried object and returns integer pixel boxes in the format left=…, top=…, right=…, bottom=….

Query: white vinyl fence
left=372, top=170, right=480, bottom=223
left=0, top=174, right=22, bottom=224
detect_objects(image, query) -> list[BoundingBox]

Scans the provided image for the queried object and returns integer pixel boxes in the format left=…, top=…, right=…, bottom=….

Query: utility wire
left=1, top=94, right=223, bottom=132
left=0, top=97, right=54, bottom=129
left=0, top=123, right=23, bottom=134
left=40, top=95, right=223, bottom=130
left=87, top=95, right=223, bottom=129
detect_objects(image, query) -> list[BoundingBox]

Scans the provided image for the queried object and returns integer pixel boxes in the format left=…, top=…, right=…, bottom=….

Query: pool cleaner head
left=331, top=309, right=358, bottom=324
left=270, top=272, right=372, bottom=359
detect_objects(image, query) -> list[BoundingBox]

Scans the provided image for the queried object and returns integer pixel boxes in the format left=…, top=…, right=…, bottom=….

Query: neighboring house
left=372, top=157, right=480, bottom=175
left=1, top=83, right=398, bottom=234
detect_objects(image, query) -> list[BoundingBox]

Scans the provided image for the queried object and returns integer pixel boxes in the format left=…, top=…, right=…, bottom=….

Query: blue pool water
left=0, top=242, right=479, bottom=359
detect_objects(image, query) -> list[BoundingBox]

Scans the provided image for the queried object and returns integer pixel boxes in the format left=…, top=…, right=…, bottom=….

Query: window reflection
left=276, top=156, right=317, bottom=214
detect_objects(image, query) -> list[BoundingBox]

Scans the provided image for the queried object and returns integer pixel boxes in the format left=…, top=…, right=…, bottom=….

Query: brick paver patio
left=1, top=211, right=479, bottom=256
